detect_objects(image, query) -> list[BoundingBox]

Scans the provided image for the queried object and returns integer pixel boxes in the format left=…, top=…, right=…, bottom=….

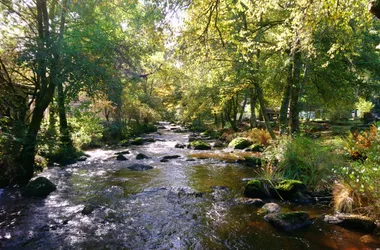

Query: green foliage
left=276, top=136, right=336, bottom=191
left=69, top=108, right=104, bottom=149
left=334, top=124, right=380, bottom=218
left=0, top=117, right=25, bottom=186
left=356, top=98, right=375, bottom=118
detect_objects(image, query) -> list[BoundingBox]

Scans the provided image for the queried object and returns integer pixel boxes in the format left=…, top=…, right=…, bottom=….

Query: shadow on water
left=0, top=122, right=379, bottom=249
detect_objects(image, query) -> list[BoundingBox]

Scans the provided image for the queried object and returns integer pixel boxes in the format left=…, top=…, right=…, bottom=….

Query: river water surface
left=0, top=122, right=379, bottom=249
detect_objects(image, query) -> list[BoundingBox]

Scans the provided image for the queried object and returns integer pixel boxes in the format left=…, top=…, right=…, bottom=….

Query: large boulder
left=324, top=214, right=376, bottom=233
left=228, top=137, right=252, bottom=149
left=243, top=179, right=269, bottom=199
left=128, top=164, right=153, bottom=171
left=264, top=211, right=311, bottom=231
left=188, top=140, right=211, bottom=150
left=23, top=177, right=57, bottom=197
left=274, top=180, right=312, bottom=204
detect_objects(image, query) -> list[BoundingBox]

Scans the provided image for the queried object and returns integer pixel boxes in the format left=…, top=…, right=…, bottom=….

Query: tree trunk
left=253, top=81, right=276, bottom=139
left=249, top=87, right=257, bottom=128
left=288, top=39, right=302, bottom=135
left=57, top=81, right=74, bottom=151
left=238, top=92, right=248, bottom=125
left=279, top=62, right=292, bottom=135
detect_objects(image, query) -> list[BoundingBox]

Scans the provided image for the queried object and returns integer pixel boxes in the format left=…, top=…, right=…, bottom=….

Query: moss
left=247, top=179, right=261, bottom=187
left=276, top=180, right=305, bottom=192
left=228, top=137, right=252, bottom=149
left=244, top=179, right=268, bottom=198
left=189, top=140, right=211, bottom=150
left=131, top=137, right=144, bottom=145
left=247, top=144, right=264, bottom=152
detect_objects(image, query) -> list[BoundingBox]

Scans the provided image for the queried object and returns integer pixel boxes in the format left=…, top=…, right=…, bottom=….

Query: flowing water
left=0, top=122, right=379, bottom=249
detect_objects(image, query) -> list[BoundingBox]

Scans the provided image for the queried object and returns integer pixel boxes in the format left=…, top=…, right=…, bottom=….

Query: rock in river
left=162, top=155, right=181, bottom=160
left=136, top=153, right=149, bottom=160
left=116, top=154, right=128, bottom=161
left=264, top=211, right=311, bottom=231
left=188, top=140, right=211, bottom=150
left=324, top=213, right=376, bottom=233
left=228, top=137, right=252, bottom=149
left=261, top=203, right=282, bottom=214
left=23, top=177, right=57, bottom=197
left=128, top=164, right=153, bottom=171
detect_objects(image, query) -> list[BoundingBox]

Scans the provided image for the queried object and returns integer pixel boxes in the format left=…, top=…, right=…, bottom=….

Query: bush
left=246, top=128, right=272, bottom=146
left=69, top=109, right=104, bottom=149
left=334, top=123, right=380, bottom=218
left=0, top=117, right=25, bottom=187
left=276, top=136, right=336, bottom=191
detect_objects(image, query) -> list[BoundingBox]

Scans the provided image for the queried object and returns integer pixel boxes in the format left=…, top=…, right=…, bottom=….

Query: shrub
left=246, top=128, right=271, bottom=146
left=276, top=136, right=336, bottom=191
left=334, top=123, right=380, bottom=218
left=69, top=109, right=104, bottom=149
left=0, top=117, right=25, bottom=186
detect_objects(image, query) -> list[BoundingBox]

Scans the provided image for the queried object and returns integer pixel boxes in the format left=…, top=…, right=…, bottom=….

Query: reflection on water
left=0, top=123, right=379, bottom=249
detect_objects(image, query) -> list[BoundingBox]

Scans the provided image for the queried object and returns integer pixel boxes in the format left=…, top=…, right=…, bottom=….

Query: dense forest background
left=1, top=0, right=380, bottom=218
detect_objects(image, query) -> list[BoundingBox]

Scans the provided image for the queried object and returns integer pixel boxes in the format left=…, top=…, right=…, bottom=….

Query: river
left=0, top=122, right=378, bottom=249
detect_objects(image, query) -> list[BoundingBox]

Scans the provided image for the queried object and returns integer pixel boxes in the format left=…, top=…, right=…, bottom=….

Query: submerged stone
left=324, top=214, right=376, bottom=233
left=188, top=140, right=211, bottom=150
left=264, top=211, right=311, bottom=231
left=228, top=137, right=252, bottom=149
left=128, top=164, right=153, bottom=171
left=162, top=155, right=181, bottom=160
left=235, top=197, right=265, bottom=207
left=23, top=177, right=57, bottom=197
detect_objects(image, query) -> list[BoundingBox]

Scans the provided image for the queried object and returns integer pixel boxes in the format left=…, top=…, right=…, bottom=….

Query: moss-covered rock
left=228, top=137, right=252, bottom=149
left=274, top=180, right=312, bottom=204
left=237, top=156, right=262, bottom=167
left=188, top=140, right=211, bottom=150
left=244, top=179, right=269, bottom=198
left=131, top=137, right=144, bottom=145
left=23, top=177, right=57, bottom=197
left=264, top=211, right=311, bottom=231
left=246, top=144, right=264, bottom=152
